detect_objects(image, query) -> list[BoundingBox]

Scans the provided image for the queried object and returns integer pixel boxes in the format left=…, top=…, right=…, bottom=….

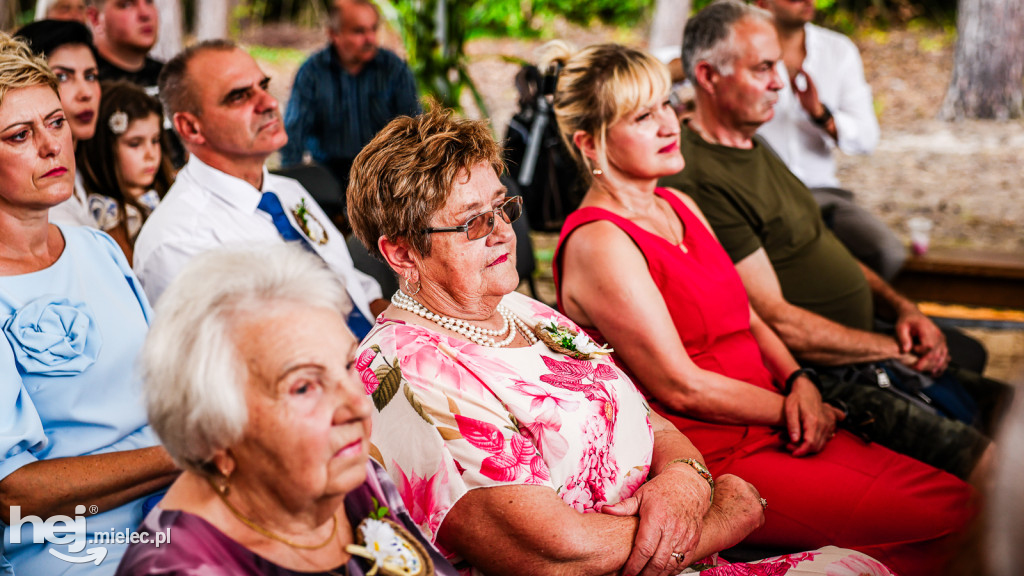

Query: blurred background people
left=15, top=18, right=101, bottom=229
left=754, top=0, right=904, bottom=282
left=79, top=80, right=174, bottom=263
left=87, top=0, right=162, bottom=91
left=282, top=0, right=420, bottom=226
left=34, top=0, right=88, bottom=23
left=0, top=32, right=177, bottom=574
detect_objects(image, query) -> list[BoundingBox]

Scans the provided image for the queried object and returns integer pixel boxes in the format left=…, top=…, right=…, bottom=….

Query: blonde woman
left=0, top=32, right=176, bottom=573
left=548, top=41, right=973, bottom=576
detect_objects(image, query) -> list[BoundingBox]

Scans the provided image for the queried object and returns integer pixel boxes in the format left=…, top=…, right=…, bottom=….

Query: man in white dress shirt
left=134, top=40, right=384, bottom=334
left=755, top=0, right=906, bottom=281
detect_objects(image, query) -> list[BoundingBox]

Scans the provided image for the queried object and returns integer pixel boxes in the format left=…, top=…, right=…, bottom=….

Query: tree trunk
left=196, top=0, right=232, bottom=42
left=940, top=0, right=1024, bottom=120
left=2, top=0, right=19, bottom=31
left=150, top=0, right=183, bottom=62
left=648, top=0, right=690, bottom=56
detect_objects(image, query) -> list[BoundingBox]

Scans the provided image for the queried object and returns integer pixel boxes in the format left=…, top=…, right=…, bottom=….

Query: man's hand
left=894, top=305, right=949, bottom=375
left=791, top=68, right=825, bottom=119
left=783, top=376, right=843, bottom=457
left=602, top=465, right=710, bottom=576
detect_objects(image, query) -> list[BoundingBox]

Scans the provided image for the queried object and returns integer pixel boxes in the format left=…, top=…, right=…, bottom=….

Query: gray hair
left=681, top=0, right=772, bottom=80
left=328, top=0, right=380, bottom=33
left=141, top=244, right=351, bottom=474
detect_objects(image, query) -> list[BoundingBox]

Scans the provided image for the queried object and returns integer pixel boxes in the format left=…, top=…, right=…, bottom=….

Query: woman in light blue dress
left=0, top=33, right=177, bottom=575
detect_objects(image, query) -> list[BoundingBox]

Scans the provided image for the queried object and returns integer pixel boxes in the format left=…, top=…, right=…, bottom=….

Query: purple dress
left=115, top=460, right=459, bottom=575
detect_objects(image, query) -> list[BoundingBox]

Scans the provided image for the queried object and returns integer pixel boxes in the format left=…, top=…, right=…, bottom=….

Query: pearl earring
left=592, top=168, right=603, bottom=176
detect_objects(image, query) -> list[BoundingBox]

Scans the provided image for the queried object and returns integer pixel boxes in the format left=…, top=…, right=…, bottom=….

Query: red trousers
left=662, top=412, right=975, bottom=576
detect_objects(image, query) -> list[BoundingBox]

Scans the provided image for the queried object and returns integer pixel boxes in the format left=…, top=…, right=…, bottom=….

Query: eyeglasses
left=421, top=196, right=523, bottom=241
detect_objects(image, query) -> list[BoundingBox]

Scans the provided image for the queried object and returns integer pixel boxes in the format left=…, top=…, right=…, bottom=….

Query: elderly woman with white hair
left=116, top=244, right=459, bottom=576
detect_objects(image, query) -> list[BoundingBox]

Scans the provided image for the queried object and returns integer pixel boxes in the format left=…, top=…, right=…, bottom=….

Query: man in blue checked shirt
left=281, top=0, right=421, bottom=207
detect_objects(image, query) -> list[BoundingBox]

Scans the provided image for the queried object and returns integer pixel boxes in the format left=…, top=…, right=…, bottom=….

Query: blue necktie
left=257, top=191, right=373, bottom=339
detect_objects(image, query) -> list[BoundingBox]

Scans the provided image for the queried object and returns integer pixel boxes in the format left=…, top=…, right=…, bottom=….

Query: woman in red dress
left=548, top=41, right=974, bottom=576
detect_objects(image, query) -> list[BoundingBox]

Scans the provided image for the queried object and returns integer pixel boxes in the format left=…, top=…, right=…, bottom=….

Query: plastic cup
left=907, top=216, right=933, bottom=256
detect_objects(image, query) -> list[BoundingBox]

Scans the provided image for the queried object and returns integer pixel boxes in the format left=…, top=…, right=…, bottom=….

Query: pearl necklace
left=391, top=290, right=537, bottom=348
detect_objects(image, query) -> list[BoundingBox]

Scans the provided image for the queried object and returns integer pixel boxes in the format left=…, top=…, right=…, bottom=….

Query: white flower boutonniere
left=534, top=321, right=614, bottom=360
left=345, top=515, right=432, bottom=576
left=108, top=111, right=129, bottom=135
left=291, top=198, right=329, bottom=245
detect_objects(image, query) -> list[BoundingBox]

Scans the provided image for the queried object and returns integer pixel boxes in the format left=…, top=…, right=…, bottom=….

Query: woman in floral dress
left=346, top=106, right=892, bottom=576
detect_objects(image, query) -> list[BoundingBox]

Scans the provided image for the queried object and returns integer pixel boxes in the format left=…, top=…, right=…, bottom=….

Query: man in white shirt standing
left=134, top=40, right=384, bottom=336
left=756, top=0, right=906, bottom=281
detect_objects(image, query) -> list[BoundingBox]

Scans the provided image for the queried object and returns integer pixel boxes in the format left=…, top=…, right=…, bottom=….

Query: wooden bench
left=893, top=247, right=1024, bottom=309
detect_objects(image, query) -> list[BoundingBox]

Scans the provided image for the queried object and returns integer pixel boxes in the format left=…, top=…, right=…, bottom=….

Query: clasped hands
left=601, top=466, right=764, bottom=576
left=784, top=375, right=844, bottom=457
left=893, top=303, right=949, bottom=375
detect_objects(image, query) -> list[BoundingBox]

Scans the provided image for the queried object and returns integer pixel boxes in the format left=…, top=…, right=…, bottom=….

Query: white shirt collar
left=185, top=155, right=273, bottom=215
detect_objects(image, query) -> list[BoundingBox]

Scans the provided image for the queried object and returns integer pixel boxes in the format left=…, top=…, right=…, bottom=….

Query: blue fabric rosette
left=2, top=297, right=102, bottom=375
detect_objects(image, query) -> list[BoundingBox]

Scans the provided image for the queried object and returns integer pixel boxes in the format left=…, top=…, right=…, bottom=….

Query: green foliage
left=246, top=45, right=309, bottom=66
left=380, top=0, right=486, bottom=113
left=542, top=0, right=652, bottom=27
left=234, top=0, right=331, bottom=28
left=465, top=0, right=654, bottom=38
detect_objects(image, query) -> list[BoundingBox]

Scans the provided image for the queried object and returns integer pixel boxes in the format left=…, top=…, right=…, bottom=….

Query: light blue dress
left=0, top=225, right=160, bottom=575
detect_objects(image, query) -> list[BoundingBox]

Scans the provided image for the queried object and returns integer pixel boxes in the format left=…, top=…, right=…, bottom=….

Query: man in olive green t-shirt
left=660, top=1, right=984, bottom=375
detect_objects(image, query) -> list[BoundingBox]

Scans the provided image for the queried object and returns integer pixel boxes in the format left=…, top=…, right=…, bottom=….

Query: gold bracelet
left=665, top=458, right=714, bottom=502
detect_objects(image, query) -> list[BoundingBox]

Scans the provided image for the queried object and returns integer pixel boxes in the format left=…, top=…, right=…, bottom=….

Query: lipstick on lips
left=75, top=110, right=95, bottom=124
left=488, top=253, right=509, bottom=267
left=43, top=167, right=68, bottom=178
left=659, top=141, right=679, bottom=154
left=335, top=437, right=364, bottom=459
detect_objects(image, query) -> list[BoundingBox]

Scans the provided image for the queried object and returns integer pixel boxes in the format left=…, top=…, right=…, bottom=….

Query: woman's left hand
left=601, top=465, right=710, bottom=576
left=784, top=376, right=843, bottom=457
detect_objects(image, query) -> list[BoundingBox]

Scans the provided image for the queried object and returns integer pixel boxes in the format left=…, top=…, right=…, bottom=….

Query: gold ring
left=671, top=552, right=685, bottom=562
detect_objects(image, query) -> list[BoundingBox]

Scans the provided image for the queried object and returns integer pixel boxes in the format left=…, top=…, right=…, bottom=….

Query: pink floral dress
left=358, top=293, right=893, bottom=576
left=358, top=293, right=654, bottom=561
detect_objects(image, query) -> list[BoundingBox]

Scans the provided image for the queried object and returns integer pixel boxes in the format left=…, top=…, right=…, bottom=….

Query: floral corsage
left=291, top=198, right=329, bottom=245
left=534, top=321, right=614, bottom=360
left=345, top=500, right=432, bottom=576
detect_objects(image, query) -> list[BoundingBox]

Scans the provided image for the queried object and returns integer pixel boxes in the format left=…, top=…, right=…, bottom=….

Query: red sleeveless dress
left=554, top=188, right=973, bottom=576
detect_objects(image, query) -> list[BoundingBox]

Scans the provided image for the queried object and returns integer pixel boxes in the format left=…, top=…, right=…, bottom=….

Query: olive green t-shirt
left=660, top=124, right=873, bottom=331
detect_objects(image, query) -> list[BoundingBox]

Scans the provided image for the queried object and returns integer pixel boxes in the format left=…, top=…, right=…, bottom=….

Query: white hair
left=681, top=0, right=773, bottom=80
left=141, top=243, right=351, bottom=474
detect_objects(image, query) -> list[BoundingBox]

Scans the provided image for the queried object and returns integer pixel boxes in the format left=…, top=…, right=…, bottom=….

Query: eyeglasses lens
left=466, top=212, right=495, bottom=240
left=465, top=197, right=523, bottom=240
left=502, top=198, right=523, bottom=224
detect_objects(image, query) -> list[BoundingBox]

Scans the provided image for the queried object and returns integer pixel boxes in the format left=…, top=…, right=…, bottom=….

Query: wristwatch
left=812, top=104, right=833, bottom=127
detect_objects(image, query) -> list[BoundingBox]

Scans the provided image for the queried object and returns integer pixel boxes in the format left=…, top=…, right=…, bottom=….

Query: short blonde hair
left=347, top=105, right=503, bottom=260
left=540, top=41, right=671, bottom=181
left=141, top=244, right=351, bottom=474
left=0, top=32, right=59, bottom=108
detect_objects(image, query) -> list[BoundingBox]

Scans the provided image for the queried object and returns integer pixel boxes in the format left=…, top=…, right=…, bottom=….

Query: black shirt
left=96, top=52, right=163, bottom=91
